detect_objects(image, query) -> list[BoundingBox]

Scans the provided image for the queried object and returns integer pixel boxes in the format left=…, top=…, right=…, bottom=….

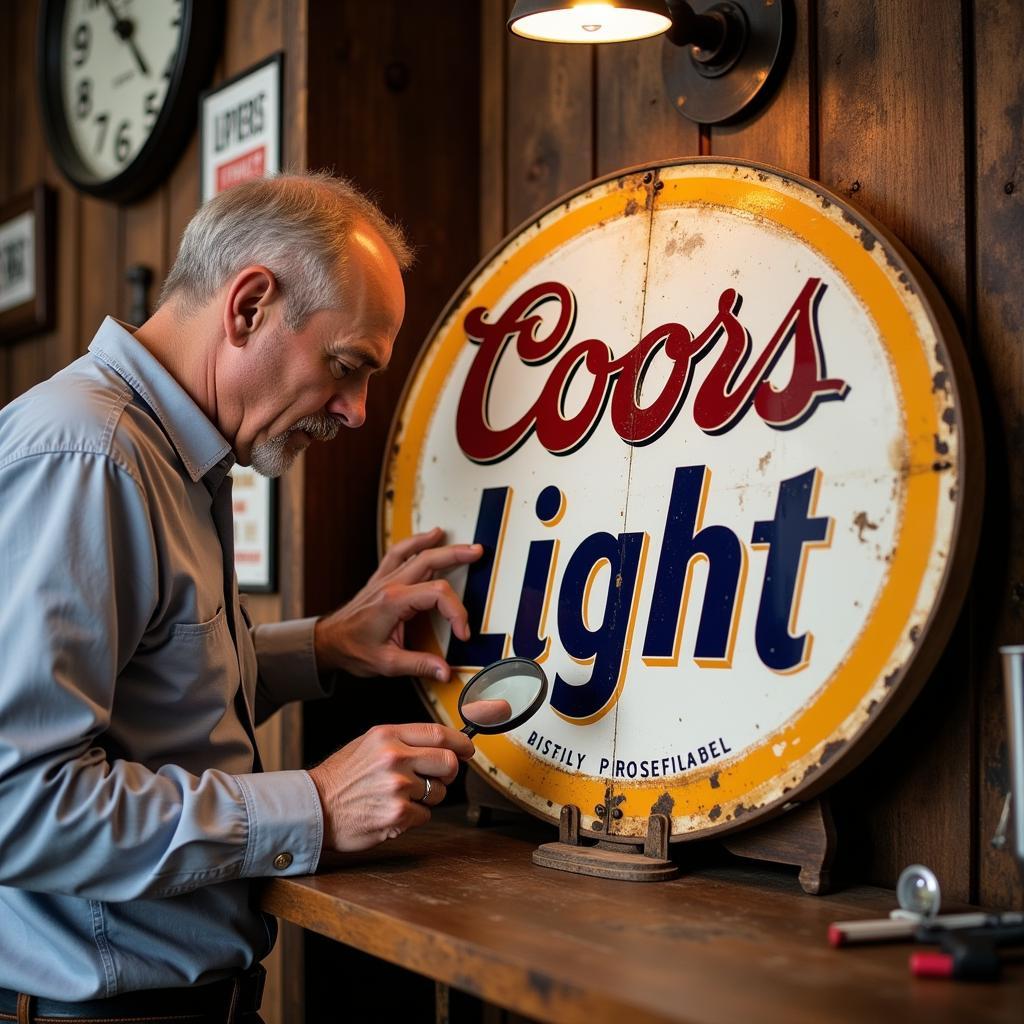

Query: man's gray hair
left=160, top=172, right=413, bottom=327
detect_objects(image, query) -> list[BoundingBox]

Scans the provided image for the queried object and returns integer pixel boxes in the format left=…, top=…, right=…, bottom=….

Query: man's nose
left=326, top=383, right=367, bottom=428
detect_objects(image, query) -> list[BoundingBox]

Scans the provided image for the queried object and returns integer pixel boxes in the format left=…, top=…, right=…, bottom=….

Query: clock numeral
left=93, top=113, right=109, bottom=154
left=144, top=91, right=159, bottom=128
left=114, top=121, right=132, bottom=164
left=75, top=79, right=92, bottom=120
left=72, top=23, right=91, bottom=67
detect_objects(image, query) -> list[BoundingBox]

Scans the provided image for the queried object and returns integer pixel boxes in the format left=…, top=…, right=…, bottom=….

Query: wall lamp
left=508, top=0, right=791, bottom=126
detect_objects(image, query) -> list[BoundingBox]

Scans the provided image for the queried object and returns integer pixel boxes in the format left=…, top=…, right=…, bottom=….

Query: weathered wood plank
left=818, top=0, right=972, bottom=900
left=596, top=35, right=700, bottom=175
left=166, top=131, right=199, bottom=274
left=8, top=0, right=51, bottom=399
left=78, top=196, right=121, bottom=343
left=120, top=192, right=167, bottom=325
left=712, top=0, right=812, bottom=176
left=300, top=0, right=481, bottom=619
left=224, top=0, right=282, bottom=78
left=973, top=0, right=1024, bottom=911
left=506, top=36, right=593, bottom=228
left=481, top=0, right=509, bottom=252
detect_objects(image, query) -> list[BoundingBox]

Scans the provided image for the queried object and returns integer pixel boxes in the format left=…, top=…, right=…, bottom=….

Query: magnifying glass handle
left=461, top=723, right=478, bottom=738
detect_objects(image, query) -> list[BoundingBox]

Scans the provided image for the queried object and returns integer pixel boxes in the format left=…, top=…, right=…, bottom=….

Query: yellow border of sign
left=385, top=170, right=943, bottom=826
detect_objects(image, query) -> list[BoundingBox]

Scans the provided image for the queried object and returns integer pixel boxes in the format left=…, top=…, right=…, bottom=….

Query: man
left=0, top=173, right=482, bottom=1023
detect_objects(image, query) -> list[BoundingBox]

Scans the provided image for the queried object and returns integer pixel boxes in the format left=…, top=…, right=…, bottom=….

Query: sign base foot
left=532, top=805, right=679, bottom=882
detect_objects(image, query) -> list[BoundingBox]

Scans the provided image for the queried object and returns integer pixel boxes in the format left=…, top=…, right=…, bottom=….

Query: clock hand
left=99, top=0, right=150, bottom=77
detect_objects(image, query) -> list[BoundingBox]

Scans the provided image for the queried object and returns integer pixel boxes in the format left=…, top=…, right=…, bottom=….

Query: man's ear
left=224, top=266, right=279, bottom=347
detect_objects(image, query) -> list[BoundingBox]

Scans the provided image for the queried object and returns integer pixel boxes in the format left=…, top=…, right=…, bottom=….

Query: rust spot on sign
left=709, top=770, right=720, bottom=789
left=820, top=739, right=845, bottom=765
left=652, top=792, right=675, bottom=816
left=853, top=511, right=878, bottom=542
left=708, top=804, right=722, bottom=821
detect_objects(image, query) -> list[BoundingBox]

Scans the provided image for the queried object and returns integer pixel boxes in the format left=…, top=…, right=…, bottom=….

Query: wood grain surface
left=262, top=809, right=1024, bottom=1024
left=972, top=0, right=1024, bottom=912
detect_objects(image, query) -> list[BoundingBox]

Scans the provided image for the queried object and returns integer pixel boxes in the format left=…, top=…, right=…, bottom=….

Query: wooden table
left=260, top=809, right=1024, bottom=1023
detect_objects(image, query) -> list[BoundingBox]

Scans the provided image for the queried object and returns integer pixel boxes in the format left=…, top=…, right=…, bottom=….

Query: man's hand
left=307, top=723, right=475, bottom=851
left=314, top=527, right=483, bottom=682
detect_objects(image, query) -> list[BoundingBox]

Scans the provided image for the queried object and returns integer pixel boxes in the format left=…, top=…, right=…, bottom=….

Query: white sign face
left=0, top=211, right=35, bottom=314
left=382, top=162, right=977, bottom=842
left=200, top=56, right=281, bottom=204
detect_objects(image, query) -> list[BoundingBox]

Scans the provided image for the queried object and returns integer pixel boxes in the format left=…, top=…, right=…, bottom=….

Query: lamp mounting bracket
left=663, top=0, right=791, bottom=125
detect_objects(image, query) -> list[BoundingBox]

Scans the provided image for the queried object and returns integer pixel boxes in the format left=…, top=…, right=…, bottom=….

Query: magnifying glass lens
left=458, top=658, right=548, bottom=737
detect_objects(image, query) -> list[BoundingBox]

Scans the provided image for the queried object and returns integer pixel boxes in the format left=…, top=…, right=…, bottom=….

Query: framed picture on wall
left=200, top=53, right=283, bottom=592
left=199, top=52, right=283, bottom=204
left=0, top=186, right=56, bottom=345
left=230, top=463, right=278, bottom=593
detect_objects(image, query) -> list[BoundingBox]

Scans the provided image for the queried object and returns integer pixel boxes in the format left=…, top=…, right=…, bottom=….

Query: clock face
left=39, top=0, right=222, bottom=202
left=59, top=0, right=185, bottom=181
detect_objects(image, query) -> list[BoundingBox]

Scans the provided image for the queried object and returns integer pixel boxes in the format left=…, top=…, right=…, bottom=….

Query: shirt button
left=273, top=852, right=293, bottom=871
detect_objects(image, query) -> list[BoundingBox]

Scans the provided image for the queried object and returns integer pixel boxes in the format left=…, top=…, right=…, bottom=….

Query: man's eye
left=330, top=360, right=352, bottom=380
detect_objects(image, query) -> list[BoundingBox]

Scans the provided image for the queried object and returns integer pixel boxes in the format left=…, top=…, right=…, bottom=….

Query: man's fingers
left=385, top=799, right=431, bottom=841
left=388, top=543, right=483, bottom=585
left=461, top=698, right=512, bottom=726
left=377, top=527, right=445, bottom=576
left=388, top=578, right=471, bottom=643
left=390, top=722, right=476, bottom=762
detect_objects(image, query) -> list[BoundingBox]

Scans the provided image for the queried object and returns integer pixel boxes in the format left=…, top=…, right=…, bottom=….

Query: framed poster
left=199, top=52, right=282, bottom=204
left=0, top=186, right=56, bottom=344
left=231, top=464, right=277, bottom=593
left=200, top=54, right=283, bottom=591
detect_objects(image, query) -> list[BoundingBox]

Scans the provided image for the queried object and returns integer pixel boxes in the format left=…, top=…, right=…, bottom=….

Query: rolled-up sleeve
left=0, top=450, right=321, bottom=901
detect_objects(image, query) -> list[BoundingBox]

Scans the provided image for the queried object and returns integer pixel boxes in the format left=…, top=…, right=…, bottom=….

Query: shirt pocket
left=126, top=607, right=247, bottom=772
left=168, top=606, right=238, bottom=701
left=170, top=605, right=229, bottom=640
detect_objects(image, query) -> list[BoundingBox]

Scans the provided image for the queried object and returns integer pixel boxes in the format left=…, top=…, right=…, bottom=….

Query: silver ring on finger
left=417, top=775, right=433, bottom=804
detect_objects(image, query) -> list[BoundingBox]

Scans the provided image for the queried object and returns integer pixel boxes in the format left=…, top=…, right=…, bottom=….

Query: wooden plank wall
left=486, top=0, right=1023, bottom=910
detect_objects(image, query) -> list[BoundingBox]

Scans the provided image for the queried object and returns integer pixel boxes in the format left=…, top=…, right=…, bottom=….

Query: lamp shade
left=508, top=1, right=672, bottom=44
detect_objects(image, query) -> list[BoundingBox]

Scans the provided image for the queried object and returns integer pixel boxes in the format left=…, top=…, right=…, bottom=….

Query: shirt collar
left=88, top=317, right=233, bottom=483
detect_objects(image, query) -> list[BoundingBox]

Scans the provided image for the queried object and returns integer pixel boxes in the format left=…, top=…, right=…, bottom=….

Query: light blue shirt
left=0, top=318, right=326, bottom=999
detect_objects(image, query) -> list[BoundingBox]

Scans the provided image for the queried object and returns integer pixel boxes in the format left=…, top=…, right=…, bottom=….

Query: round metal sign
left=381, top=159, right=981, bottom=843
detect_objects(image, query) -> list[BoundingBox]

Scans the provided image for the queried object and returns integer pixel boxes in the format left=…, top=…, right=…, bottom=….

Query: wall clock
left=38, top=0, right=223, bottom=203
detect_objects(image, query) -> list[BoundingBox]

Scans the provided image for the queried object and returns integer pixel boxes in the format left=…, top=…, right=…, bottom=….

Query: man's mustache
left=291, top=413, right=340, bottom=442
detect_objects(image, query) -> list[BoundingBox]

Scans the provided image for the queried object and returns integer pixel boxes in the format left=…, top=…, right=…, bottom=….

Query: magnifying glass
left=457, top=657, right=549, bottom=738
left=894, top=863, right=942, bottom=920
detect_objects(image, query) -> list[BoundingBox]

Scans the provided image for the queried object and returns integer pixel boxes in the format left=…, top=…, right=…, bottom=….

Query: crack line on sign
left=605, top=171, right=660, bottom=837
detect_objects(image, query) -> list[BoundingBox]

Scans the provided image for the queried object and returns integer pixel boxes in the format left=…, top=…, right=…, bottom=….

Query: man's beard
left=248, top=412, right=340, bottom=478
